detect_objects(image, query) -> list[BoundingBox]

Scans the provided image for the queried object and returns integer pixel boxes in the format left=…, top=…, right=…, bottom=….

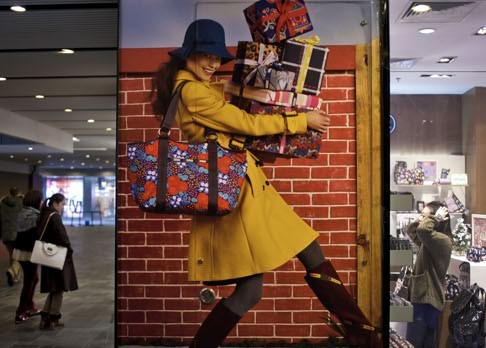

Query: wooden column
left=355, top=40, right=383, bottom=328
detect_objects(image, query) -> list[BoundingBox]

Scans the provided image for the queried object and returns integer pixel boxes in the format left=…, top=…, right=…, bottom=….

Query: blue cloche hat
left=169, top=19, right=234, bottom=64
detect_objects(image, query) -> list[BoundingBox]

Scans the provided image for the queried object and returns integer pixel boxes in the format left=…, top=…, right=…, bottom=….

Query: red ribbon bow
left=259, top=0, right=308, bottom=42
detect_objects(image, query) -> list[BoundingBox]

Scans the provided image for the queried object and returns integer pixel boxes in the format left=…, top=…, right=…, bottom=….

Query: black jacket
left=37, top=207, right=78, bottom=293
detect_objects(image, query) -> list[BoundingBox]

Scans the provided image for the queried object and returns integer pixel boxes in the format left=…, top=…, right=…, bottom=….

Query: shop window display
left=118, top=0, right=386, bottom=346
left=388, top=1, right=486, bottom=346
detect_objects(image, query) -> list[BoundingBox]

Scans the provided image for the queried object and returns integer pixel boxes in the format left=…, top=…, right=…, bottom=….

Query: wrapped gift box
left=247, top=130, right=322, bottom=159
left=230, top=97, right=322, bottom=159
left=232, top=41, right=281, bottom=86
left=225, top=80, right=323, bottom=110
left=280, top=37, right=329, bottom=95
left=253, top=64, right=295, bottom=90
left=244, top=0, right=313, bottom=43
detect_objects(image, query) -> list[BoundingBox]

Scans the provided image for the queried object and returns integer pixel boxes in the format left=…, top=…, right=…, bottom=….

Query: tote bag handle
left=38, top=212, right=58, bottom=241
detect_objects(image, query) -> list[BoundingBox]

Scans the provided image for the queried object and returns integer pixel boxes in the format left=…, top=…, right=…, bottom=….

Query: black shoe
left=15, top=312, right=29, bottom=324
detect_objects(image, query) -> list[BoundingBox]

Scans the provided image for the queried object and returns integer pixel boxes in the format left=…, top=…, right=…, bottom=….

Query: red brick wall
left=117, top=69, right=357, bottom=345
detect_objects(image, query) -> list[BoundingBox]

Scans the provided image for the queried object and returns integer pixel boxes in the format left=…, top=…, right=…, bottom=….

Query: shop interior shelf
left=390, top=250, right=414, bottom=267
left=390, top=305, right=414, bottom=322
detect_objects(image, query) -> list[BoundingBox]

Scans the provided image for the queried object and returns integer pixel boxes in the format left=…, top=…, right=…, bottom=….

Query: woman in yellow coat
left=151, top=19, right=380, bottom=348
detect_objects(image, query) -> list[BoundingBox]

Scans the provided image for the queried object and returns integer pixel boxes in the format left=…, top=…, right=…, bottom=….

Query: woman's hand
left=435, top=206, right=449, bottom=221
left=305, top=111, right=330, bottom=133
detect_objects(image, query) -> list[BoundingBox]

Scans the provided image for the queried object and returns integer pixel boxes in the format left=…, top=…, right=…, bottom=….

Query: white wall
left=120, top=0, right=373, bottom=48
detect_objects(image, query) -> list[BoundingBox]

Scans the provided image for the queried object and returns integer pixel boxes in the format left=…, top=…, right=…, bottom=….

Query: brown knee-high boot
left=189, top=298, right=242, bottom=348
left=305, top=260, right=382, bottom=347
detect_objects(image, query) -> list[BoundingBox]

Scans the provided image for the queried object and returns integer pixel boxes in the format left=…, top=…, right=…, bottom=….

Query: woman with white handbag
left=35, top=193, right=78, bottom=330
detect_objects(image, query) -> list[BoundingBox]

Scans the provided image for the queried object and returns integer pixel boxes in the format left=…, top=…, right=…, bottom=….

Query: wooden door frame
left=355, top=41, right=383, bottom=329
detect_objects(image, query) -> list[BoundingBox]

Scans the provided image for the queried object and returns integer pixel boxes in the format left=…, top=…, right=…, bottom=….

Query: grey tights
left=223, top=240, right=325, bottom=316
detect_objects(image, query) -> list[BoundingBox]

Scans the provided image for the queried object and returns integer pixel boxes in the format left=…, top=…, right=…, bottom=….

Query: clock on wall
left=390, top=114, right=396, bottom=134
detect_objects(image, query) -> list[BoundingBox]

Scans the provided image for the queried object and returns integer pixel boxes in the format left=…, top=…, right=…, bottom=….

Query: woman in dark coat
left=13, top=190, right=43, bottom=323
left=37, top=193, right=78, bottom=330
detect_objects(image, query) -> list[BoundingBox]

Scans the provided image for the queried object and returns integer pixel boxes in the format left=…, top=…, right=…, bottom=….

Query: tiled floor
left=0, top=225, right=115, bottom=348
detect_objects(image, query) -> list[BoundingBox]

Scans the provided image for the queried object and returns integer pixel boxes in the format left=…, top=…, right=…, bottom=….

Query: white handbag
left=30, top=212, right=67, bottom=270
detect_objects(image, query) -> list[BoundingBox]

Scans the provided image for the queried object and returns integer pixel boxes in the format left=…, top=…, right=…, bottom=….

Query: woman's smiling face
left=186, top=53, right=222, bottom=81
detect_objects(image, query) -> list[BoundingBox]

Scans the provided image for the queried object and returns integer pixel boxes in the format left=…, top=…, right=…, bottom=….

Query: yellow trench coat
left=174, top=70, right=319, bottom=282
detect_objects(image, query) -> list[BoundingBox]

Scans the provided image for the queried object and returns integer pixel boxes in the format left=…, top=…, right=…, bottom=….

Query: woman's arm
left=415, top=216, right=451, bottom=251
left=406, top=220, right=421, bottom=247
left=50, top=214, right=73, bottom=252
left=181, top=81, right=307, bottom=136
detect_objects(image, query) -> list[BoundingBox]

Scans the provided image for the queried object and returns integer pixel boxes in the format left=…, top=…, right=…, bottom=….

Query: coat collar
left=175, top=69, right=210, bottom=86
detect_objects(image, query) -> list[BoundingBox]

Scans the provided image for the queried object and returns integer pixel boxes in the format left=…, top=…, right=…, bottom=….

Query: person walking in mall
left=12, top=190, right=43, bottom=323
left=149, top=18, right=381, bottom=348
left=406, top=201, right=453, bottom=347
left=0, top=187, right=24, bottom=286
left=37, top=193, right=78, bottom=330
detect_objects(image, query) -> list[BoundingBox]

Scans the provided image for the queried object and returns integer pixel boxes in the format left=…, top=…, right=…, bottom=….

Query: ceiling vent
left=398, top=1, right=478, bottom=23
left=390, top=58, right=418, bottom=69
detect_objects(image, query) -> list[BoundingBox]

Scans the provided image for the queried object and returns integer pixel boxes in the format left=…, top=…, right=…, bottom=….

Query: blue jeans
left=406, top=303, right=441, bottom=348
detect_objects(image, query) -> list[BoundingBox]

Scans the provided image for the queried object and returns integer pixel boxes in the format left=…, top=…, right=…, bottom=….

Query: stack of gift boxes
left=225, top=0, right=329, bottom=159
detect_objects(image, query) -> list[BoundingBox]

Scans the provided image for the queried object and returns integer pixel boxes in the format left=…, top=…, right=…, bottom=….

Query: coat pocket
left=245, top=152, right=268, bottom=198
left=410, top=273, right=428, bottom=300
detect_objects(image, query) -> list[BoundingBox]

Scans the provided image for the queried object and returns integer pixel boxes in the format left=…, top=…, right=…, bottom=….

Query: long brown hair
left=150, top=56, right=186, bottom=117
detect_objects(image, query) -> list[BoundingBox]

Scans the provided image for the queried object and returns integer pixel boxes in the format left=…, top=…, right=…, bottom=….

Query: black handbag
left=466, top=246, right=486, bottom=263
left=449, top=284, right=486, bottom=347
left=394, top=266, right=412, bottom=300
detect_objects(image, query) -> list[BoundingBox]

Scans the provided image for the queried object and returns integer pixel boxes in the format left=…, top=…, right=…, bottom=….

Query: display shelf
left=390, top=305, right=414, bottom=322
left=390, top=250, right=414, bottom=267
left=448, top=255, right=486, bottom=289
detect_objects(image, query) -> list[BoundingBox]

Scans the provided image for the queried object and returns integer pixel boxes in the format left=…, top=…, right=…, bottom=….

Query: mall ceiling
left=0, top=0, right=117, bottom=170
left=390, top=0, right=486, bottom=94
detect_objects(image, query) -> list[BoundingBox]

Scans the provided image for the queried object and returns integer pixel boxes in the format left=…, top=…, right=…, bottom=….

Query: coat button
left=197, top=258, right=204, bottom=265
left=262, top=185, right=265, bottom=190
left=265, top=181, right=270, bottom=186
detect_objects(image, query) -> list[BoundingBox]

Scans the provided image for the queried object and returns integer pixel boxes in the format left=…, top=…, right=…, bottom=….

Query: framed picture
left=416, top=201, right=425, bottom=212
left=416, top=160, right=438, bottom=182
left=472, top=214, right=486, bottom=247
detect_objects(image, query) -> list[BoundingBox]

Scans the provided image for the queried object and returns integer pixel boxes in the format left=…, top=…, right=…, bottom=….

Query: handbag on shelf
left=30, top=212, right=67, bottom=270
left=128, top=80, right=248, bottom=216
left=466, top=246, right=486, bottom=263
left=449, top=284, right=486, bottom=347
left=394, top=266, right=412, bottom=300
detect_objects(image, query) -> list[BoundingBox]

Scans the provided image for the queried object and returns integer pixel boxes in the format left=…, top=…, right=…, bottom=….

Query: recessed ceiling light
left=96, top=158, right=100, bottom=161
left=58, top=49, right=74, bottom=54
left=105, top=160, right=109, bottom=164
left=437, top=57, right=456, bottom=64
left=64, top=108, right=72, bottom=112
left=60, top=158, right=64, bottom=161
left=87, top=119, right=95, bottom=123
left=28, top=147, right=33, bottom=151
left=475, top=27, right=486, bottom=35
left=35, top=95, right=45, bottom=99
left=81, top=162, right=85, bottom=166
left=38, top=160, right=42, bottom=164
left=106, top=127, right=112, bottom=131
left=0, top=77, right=6, bottom=81
left=47, top=154, right=51, bottom=158
left=86, top=154, right=90, bottom=158
left=10, top=155, right=14, bottom=159
left=10, top=6, right=26, bottom=12
left=421, top=74, right=454, bottom=78
left=99, top=166, right=102, bottom=170
left=411, top=4, right=431, bottom=13
left=70, top=166, right=74, bottom=170
left=419, top=28, right=436, bottom=34
left=73, top=137, right=80, bottom=142
left=24, top=158, right=28, bottom=162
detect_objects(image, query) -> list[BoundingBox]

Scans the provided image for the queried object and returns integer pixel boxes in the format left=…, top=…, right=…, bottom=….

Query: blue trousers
left=406, top=303, right=441, bottom=348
